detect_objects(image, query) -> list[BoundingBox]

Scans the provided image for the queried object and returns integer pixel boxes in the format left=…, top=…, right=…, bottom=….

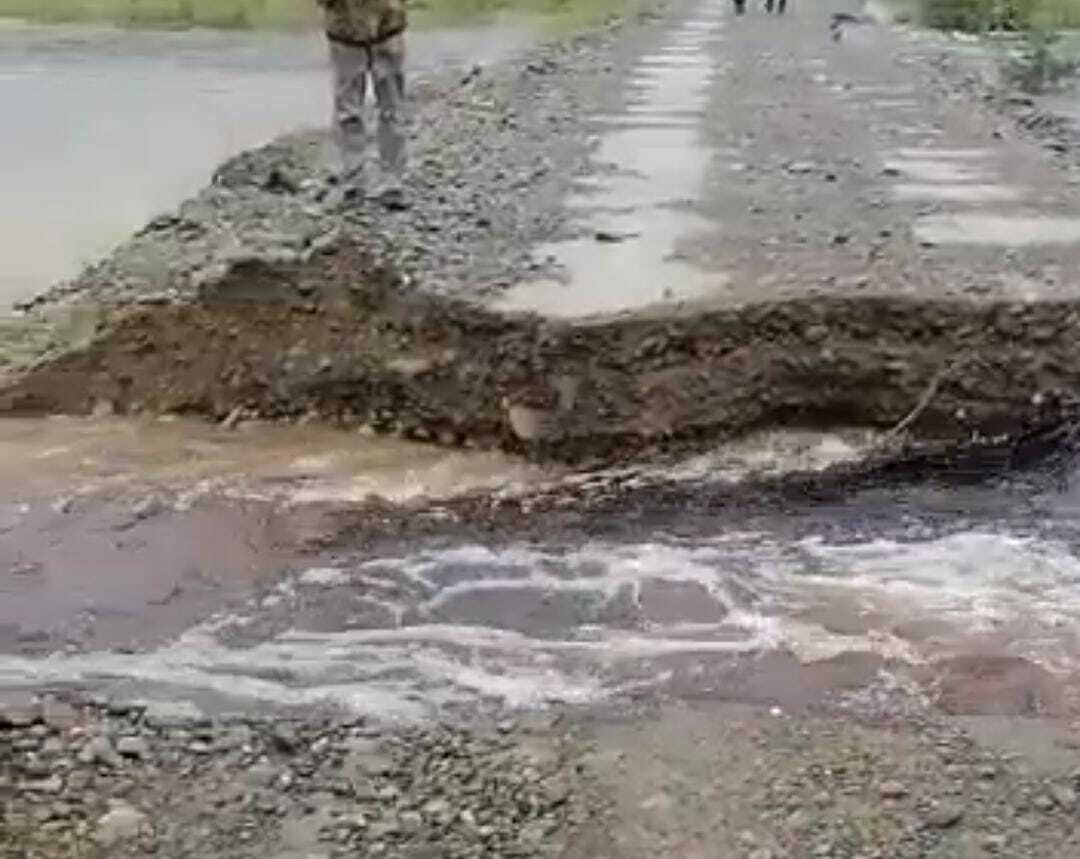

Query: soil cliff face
left=4, top=237, right=1079, bottom=464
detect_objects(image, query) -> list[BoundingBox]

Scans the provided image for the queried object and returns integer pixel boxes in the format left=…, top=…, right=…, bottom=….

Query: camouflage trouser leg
left=329, top=36, right=406, bottom=189
left=371, top=35, right=406, bottom=182
left=330, top=40, right=370, bottom=189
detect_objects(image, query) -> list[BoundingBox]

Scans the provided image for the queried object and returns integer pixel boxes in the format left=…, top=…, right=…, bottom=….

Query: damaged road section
left=6, top=0, right=1080, bottom=467
left=3, top=241, right=1080, bottom=465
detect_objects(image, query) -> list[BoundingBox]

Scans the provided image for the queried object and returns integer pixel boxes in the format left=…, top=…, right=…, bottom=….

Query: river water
left=2, top=411, right=1080, bottom=724
left=0, top=19, right=533, bottom=306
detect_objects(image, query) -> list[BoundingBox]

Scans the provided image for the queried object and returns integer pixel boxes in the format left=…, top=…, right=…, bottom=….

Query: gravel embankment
left=19, top=5, right=671, bottom=314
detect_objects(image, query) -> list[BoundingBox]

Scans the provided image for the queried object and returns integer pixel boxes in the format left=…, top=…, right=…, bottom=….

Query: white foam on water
left=797, top=532, right=1080, bottom=629
left=0, top=618, right=600, bottom=722
left=643, top=428, right=877, bottom=483
left=8, top=525, right=1080, bottom=717
left=298, top=567, right=352, bottom=587
left=793, top=532, right=1080, bottom=672
left=0, top=538, right=784, bottom=718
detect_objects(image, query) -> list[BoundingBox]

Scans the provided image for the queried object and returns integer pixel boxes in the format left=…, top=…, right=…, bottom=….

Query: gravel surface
left=571, top=700, right=1080, bottom=858
left=0, top=695, right=584, bottom=859
left=8, top=691, right=1080, bottom=858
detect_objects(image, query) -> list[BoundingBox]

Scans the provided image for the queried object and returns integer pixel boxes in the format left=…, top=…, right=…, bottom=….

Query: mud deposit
left=6, top=257, right=1080, bottom=466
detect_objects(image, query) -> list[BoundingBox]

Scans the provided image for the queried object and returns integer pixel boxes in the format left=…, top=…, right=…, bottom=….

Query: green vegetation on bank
left=415, top=0, right=647, bottom=30
left=910, top=0, right=1080, bottom=92
left=0, top=0, right=315, bottom=28
left=0, top=0, right=641, bottom=29
left=918, top=0, right=1080, bottom=31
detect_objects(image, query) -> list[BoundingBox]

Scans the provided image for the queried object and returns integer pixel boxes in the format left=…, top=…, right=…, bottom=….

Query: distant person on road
left=316, top=0, right=409, bottom=210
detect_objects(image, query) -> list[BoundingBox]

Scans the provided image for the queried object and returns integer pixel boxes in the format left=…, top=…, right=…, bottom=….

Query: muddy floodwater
left=0, top=415, right=560, bottom=651
left=4, top=409, right=1080, bottom=727
left=0, top=19, right=533, bottom=306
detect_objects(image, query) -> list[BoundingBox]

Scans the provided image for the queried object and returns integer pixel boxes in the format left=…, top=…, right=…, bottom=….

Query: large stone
left=41, top=700, right=81, bottom=732
left=0, top=696, right=42, bottom=728
left=877, top=780, right=908, bottom=799
left=78, top=736, right=122, bottom=768
left=924, top=801, right=964, bottom=829
left=343, top=738, right=395, bottom=777
left=116, top=736, right=152, bottom=760
left=95, top=801, right=150, bottom=849
left=20, top=775, right=64, bottom=795
left=272, top=724, right=300, bottom=754
left=142, top=699, right=205, bottom=729
left=1049, top=783, right=1077, bottom=811
left=506, top=403, right=560, bottom=442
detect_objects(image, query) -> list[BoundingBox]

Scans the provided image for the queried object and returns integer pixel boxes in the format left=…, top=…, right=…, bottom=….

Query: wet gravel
left=558, top=674, right=1080, bottom=858
left=11, top=4, right=1080, bottom=321
left=8, top=689, right=1080, bottom=859
left=0, top=694, right=583, bottom=859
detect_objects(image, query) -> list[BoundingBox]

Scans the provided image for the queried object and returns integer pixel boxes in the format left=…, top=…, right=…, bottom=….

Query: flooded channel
left=3, top=407, right=1080, bottom=726
left=0, top=416, right=557, bottom=654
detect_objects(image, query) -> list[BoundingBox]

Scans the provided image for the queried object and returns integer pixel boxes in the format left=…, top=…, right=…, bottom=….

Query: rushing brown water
left=6, top=410, right=1079, bottom=726
left=0, top=415, right=554, bottom=503
left=0, top=415, right=557, bottom=653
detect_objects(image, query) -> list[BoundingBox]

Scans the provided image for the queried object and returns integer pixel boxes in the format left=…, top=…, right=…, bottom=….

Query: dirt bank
left=5, top=240, right=1080, bottom=465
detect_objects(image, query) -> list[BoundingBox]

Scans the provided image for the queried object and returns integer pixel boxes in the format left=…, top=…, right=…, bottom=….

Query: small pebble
left=878, top=780, right=908, bottom=799
left=925, top=802, right=964, bottom=829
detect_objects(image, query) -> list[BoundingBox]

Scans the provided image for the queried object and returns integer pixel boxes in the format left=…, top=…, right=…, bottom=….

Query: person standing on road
left=315, top=0, right=409, bottom=209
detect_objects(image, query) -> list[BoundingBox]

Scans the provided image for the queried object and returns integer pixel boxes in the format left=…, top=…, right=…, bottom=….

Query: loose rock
left=94, top=801, right=150, bottom=849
